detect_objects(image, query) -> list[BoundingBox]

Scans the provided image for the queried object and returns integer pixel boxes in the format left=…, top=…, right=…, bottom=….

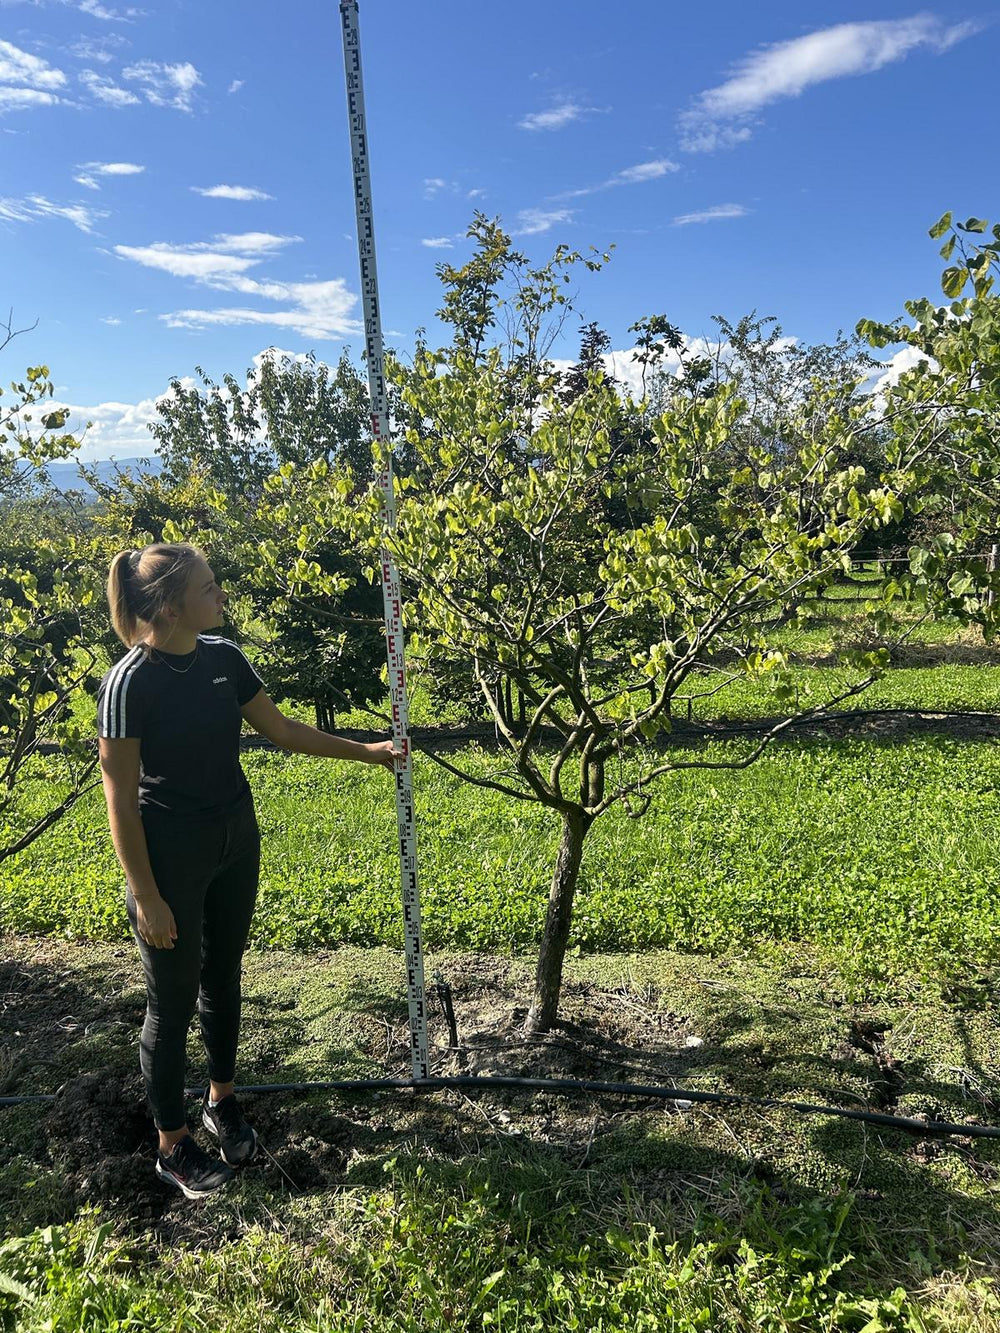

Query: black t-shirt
left=97, top=634, right=265, bottom=821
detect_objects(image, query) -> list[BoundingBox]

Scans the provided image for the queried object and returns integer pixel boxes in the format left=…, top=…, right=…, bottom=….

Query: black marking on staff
left=340, top=0, right=429, bottom=1081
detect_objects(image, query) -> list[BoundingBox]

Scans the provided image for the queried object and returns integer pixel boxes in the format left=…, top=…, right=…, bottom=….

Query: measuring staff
left=340, top=0, right=430, bottom=1080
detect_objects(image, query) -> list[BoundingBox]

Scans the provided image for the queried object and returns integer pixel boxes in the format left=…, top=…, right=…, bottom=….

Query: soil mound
left=43, top=1071, right=166, bottom=1222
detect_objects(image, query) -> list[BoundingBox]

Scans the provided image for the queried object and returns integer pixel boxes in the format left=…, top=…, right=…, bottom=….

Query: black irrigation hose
left=2, top=1075, right=998, bottom=1140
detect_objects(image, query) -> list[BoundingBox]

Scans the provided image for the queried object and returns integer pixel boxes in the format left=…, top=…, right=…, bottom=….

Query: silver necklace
left=146, top=639, right=200, bottom=674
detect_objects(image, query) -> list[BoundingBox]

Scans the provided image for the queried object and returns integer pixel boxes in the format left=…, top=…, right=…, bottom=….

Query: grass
left=2, top=941, right=1000, bottom=1331
left=4, top=724, right=1000, bottom=993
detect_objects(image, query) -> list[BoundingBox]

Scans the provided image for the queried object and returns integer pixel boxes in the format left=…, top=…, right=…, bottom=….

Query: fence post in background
left=988, top=542, right=998, bottom=610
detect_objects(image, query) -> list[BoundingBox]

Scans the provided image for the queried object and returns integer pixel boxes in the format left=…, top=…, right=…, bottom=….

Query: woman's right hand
left=135, top=896, right=178, bottom=950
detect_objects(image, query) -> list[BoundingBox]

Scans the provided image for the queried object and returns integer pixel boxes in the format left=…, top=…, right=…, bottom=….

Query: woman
left=97, top=542, right=402, bottom=1200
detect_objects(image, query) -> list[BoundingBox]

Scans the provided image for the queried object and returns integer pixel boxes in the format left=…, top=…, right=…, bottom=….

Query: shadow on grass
left=2, top=949, right=999, bottom=1301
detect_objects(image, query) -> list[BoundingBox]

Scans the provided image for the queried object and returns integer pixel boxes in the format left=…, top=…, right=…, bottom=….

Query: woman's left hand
left=366, top=739, right=406, bottom=772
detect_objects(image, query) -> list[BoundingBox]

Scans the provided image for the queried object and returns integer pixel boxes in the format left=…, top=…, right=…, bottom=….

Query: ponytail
left=106, top=542, right=208, bottom=654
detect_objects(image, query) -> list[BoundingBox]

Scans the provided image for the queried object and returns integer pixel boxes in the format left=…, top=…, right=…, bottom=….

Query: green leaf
left=928, top=211, right=953, bottom=240
left=961, top=217, right=987, bottom=233
left=941, top=266, right=967, bottom=298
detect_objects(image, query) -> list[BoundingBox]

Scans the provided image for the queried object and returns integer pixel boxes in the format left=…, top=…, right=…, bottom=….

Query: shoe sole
left=155, top=1158, right=232, bottom=1200
left=202, top=1106, right=259, bottom=1167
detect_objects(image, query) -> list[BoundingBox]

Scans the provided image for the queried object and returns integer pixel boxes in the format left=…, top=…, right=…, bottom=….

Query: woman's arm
left=279, top=720, right=372, bottom=761
left=98, top=737, right=161, bottom=902
left=241, top=691, right=401, bottom=767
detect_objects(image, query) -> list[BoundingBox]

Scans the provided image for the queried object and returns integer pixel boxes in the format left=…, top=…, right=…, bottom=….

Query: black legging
left=125, top=796, right=260, bottom=1131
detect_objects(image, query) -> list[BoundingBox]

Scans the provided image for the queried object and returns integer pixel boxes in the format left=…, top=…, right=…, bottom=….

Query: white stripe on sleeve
left=101, top=646, right=144, bottom=738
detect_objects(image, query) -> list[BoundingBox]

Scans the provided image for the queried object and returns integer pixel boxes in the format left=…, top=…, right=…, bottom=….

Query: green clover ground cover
left=4, top=725, right=1000, bottom=993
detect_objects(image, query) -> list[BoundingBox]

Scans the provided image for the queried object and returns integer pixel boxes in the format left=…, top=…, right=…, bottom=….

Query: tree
left=0, top=338, right=105, bottom=865
left=151, top=349, right=375, bottom=504
left=271, top=227, right=943, bottom=1036
left=559, top=322, right=616, bottom=404
left=146, top=350, right=390, bottom=726
left=857, top=212, right=1000, bottom=617
left=401, top=217, right=614, bottom=731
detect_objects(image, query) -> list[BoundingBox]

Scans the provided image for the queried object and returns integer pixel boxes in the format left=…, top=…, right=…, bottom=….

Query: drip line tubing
left=2, top=1074, right=997, bottom=1140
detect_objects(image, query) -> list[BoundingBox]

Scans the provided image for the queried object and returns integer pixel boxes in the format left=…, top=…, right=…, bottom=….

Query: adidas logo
left=213, top=676, right=228, bottom=684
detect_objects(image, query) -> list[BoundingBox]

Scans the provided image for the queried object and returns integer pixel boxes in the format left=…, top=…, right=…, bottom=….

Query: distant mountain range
left=36, top=456, right=163, bottom=498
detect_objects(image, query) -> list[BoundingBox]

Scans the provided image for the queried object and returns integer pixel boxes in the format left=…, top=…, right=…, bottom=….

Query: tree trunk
left=313, top=697, right=336, bottom=731
left=524, top=805, right=591, bottom=1034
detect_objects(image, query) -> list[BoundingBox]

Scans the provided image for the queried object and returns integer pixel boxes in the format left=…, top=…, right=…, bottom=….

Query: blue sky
left=0, top=0, right=996, bottom=460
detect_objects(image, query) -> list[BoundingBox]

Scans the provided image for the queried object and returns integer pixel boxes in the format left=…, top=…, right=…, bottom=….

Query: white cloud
left=616, top=160, right=677, bottom=184
left=113, top=230, right=359, bottom=340
left=114, top=242, right=264, bottom=281
left=100, top=315, right=121, bottom=324
left=514, top=207, right=573, bottom=236
left=119, top=244, right=255, bottom=283
left=0, top=87, right=61, bottom=112
left=69, top=35, right=127, bottom=64
left=673, top=203, right=748, bottom=225
left=78, top=0, right=142, bottom=19
left=519, top=101, right=585, bottom=131
left=680, top=17, right=979, bottom=152
left=860, top=346, right=937, bottom=412
left=0, top=38, right=67, bottom=90
left=74, top=160, right=144, bottom=189
left=121, top=59, right=201, bottom=111
left=79, top=68, right=139, bottom=106
left=422, top=177, right=483, bottom=202
left=0, top=194, right=107, bottom=232
left=227, top=78, right=243, bottom=94
left=251, top=346, right=314, bottom=372
left=559, top=157, right=679, bottom=199
left=90, top=160, right=144, bottom=175
left=191, top=184, right=273, bottom=201
left=36, top=381, right=197, bottom=462
left=162, top=279, right=359, bottom=340
left=211, top=231, right=297, bottom=254
left=421, top=236, right=453, bottom=249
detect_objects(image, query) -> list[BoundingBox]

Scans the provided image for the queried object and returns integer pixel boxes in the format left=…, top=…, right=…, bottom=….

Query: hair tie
left=128, top=549, right=142, bottom=570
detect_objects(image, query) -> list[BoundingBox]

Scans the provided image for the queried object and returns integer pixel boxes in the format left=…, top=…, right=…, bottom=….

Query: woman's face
left=175, top=558, right=229, bottom=631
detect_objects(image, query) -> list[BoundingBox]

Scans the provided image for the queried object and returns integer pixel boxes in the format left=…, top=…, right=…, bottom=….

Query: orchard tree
left=258, top=228, right=958, bottom=1036
left=151, top=347, right=380, bottom=503
left=0, top=344, right=105, bottom=864
left=145, top=351, right=390, bottom=726
left=403, top=216, right=614, bottom=728
left=858, top=211, right=1000, bottom=609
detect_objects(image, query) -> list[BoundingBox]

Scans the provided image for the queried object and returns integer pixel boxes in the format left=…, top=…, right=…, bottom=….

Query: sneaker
left=201, top=1089, right=259, bottom=1167
left=155, top=1133, right=234, bottom=1200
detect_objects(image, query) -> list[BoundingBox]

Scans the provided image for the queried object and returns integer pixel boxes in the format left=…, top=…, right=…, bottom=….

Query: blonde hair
left=107, top=542, right=208, bottom=654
